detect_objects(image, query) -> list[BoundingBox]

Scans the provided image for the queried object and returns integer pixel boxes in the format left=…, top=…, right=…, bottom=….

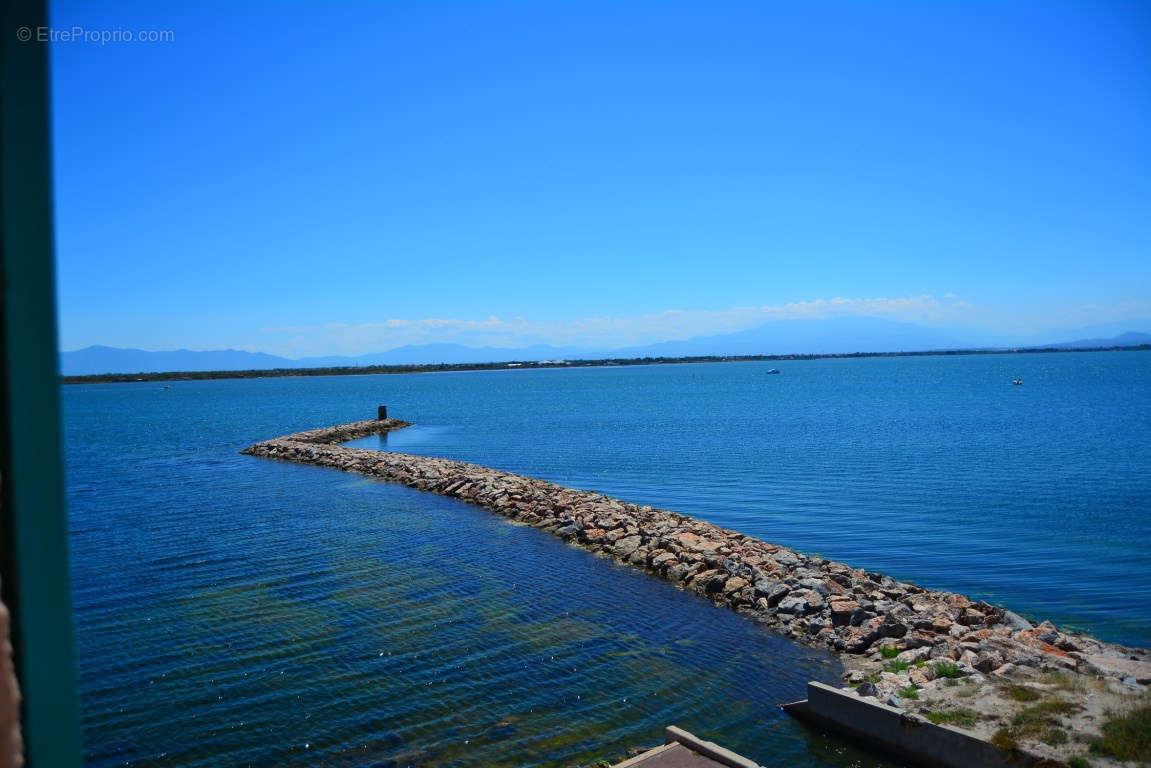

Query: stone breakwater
left=244, top=419, right=1151, bottom=762
left=243, top=420, right=1148, bottom=679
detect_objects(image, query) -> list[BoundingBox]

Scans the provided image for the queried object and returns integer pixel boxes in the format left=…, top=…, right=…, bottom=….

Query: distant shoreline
left=60, top=343, right=1150, bottom=384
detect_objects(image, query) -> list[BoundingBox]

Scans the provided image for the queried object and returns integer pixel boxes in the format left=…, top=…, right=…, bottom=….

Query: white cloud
left=255, top=293, right=994, bottom=357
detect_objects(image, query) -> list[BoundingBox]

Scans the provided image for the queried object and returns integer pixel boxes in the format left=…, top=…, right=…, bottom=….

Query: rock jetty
left=244, top=418, right=1151, bottom=765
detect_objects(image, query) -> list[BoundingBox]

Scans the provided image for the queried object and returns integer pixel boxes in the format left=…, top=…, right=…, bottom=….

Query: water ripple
left=64, top=352, right=1149, bottom=766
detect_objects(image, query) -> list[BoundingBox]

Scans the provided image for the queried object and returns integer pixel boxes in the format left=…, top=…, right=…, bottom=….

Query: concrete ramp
left=784, top=682, right=1032, bottom=768
left=613, top=726, right=761, bottom=768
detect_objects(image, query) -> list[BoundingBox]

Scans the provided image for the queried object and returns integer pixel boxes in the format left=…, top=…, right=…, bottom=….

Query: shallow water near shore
left=64, top=350, right=1149, bottom=766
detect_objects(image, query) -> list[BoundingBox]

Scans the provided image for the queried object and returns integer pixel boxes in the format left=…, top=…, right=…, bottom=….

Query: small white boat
left=1012, top=378, right=1023, bottom=386
left=766, top=369, right=781, bottom=375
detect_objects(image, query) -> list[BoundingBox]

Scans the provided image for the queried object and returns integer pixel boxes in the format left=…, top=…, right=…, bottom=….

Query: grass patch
left=886, top=660, right=911, bottom=673
left=933, top=661, right=960, bottom=679
left=925, top=708, right=978, bottom=729
left=953, top=682, right=979, bottom=698
left=991, top=728, right=1017, bottom=752
left=899, top=685, right=919, bottom=700
left=1003, top=684, right=1040, bottom=702
left=992, top=699, right=1079, bottom=749
left=1014, top=700, right=1075, bottom=724
left=1038, top=671, right=1090, bottom=694
left=1067, top=757, right=1089, bottom=768
left=1089, top=705, right=1151, bottom=762
left=1011, top=700, right=1076, bottom=737
left=879, top=645, right=902, bottom=659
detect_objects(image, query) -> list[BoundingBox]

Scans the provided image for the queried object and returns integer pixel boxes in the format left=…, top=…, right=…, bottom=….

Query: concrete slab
left=611, top=727, right=762, bottom=768
left=615, top=743, right=731, bottom=768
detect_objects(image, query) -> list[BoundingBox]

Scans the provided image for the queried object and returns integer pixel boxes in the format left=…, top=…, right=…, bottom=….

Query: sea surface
left=63, top=350, right=1151, bottom=766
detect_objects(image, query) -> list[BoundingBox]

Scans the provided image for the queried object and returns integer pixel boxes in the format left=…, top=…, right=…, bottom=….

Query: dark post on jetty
left=377, top=405, right=388, bottom=420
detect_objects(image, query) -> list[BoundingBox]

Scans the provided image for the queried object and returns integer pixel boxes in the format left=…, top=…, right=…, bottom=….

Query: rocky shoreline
left=243, top=418, right=1151, bottom=766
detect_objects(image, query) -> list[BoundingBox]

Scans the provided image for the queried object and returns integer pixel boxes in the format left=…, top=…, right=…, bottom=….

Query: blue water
left=64, top=350, right=1151, bottom=766
left=65, top=366, right=899, bottom=767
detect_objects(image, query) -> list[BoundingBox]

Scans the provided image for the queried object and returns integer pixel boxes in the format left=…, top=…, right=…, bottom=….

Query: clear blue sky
left=50, top=0, right=1150, bottom=355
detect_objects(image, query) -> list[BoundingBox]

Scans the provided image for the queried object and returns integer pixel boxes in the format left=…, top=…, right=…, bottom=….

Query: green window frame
left=1, top=0, right=87, bottom=764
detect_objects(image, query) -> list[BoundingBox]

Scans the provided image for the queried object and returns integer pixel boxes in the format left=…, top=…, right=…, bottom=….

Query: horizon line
left=60, top=343, right=1151, bottom=382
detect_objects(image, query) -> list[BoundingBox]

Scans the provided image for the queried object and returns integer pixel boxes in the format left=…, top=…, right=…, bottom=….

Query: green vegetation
left=879, top=645, right=902, bottom=660
left=991, top=699, right=1079, bottom=751
left=1013, top=699, right=1076, bottom=725
left=885, top=660, right=911, bottom=673
left=1067, top=757, right=1090, bottom=768
left=1089, top=705, right=1151, bottom=762
left=925, top=709, right=978, bottom=729
left=1012, top=700, right=1072, bottom=732
left=1038, top=671, right=1092, bottom=694
left=1003, top=684, right=1041, bottom=702
left=898, top=685, right=919, bottom=700
left=991, top=728, right=1017, bottom=752
left=933, top=661, right=961, bottom=679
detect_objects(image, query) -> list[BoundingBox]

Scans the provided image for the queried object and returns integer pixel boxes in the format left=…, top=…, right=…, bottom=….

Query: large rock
left=930, top=640, right=961, bottom=661
left=903, top=630, right=937, bottom=649
left=908, top=666, right=934, bottom=686
left=611, top=535, right=642, bottom=557
left=880, top=615, right=909, bottom=638
left=674, top=532, right=721, bottom=554
left=829, top=600, right=860, bottom=627
left=958, top=608, right=986, bottom=627
left=556, top=523, right=581, bottom=539
left=798, top=577, right=831, bottom=597
left=688, top=569, right=726, bottom=595
left=723, top=577, right=749, bottom=595
left=581, top=528, right=606, bottom=544
left=763, top=582, right=791, bottom=608
left=1084, top=654, right=1151, bottom=684
left=722, top=558, right=753, bottom=579
left=973, top=650, right=1005, bottom=673
left=896, top=646, right=933, bottom=665
left=753, top=576, right=779, bottom=598
left=778, top=590, right=824, bottom=616
left=841, top=622, right=885, bottom=653
left=773, top=550, right=801, bottom=567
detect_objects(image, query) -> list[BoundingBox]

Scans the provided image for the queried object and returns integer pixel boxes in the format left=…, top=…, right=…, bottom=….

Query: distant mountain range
left=60, top=346, right=292, bottom=376
left=59, top=319, right=1151, bottom=376
left=1045, top=331, right=1151, bottom=350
